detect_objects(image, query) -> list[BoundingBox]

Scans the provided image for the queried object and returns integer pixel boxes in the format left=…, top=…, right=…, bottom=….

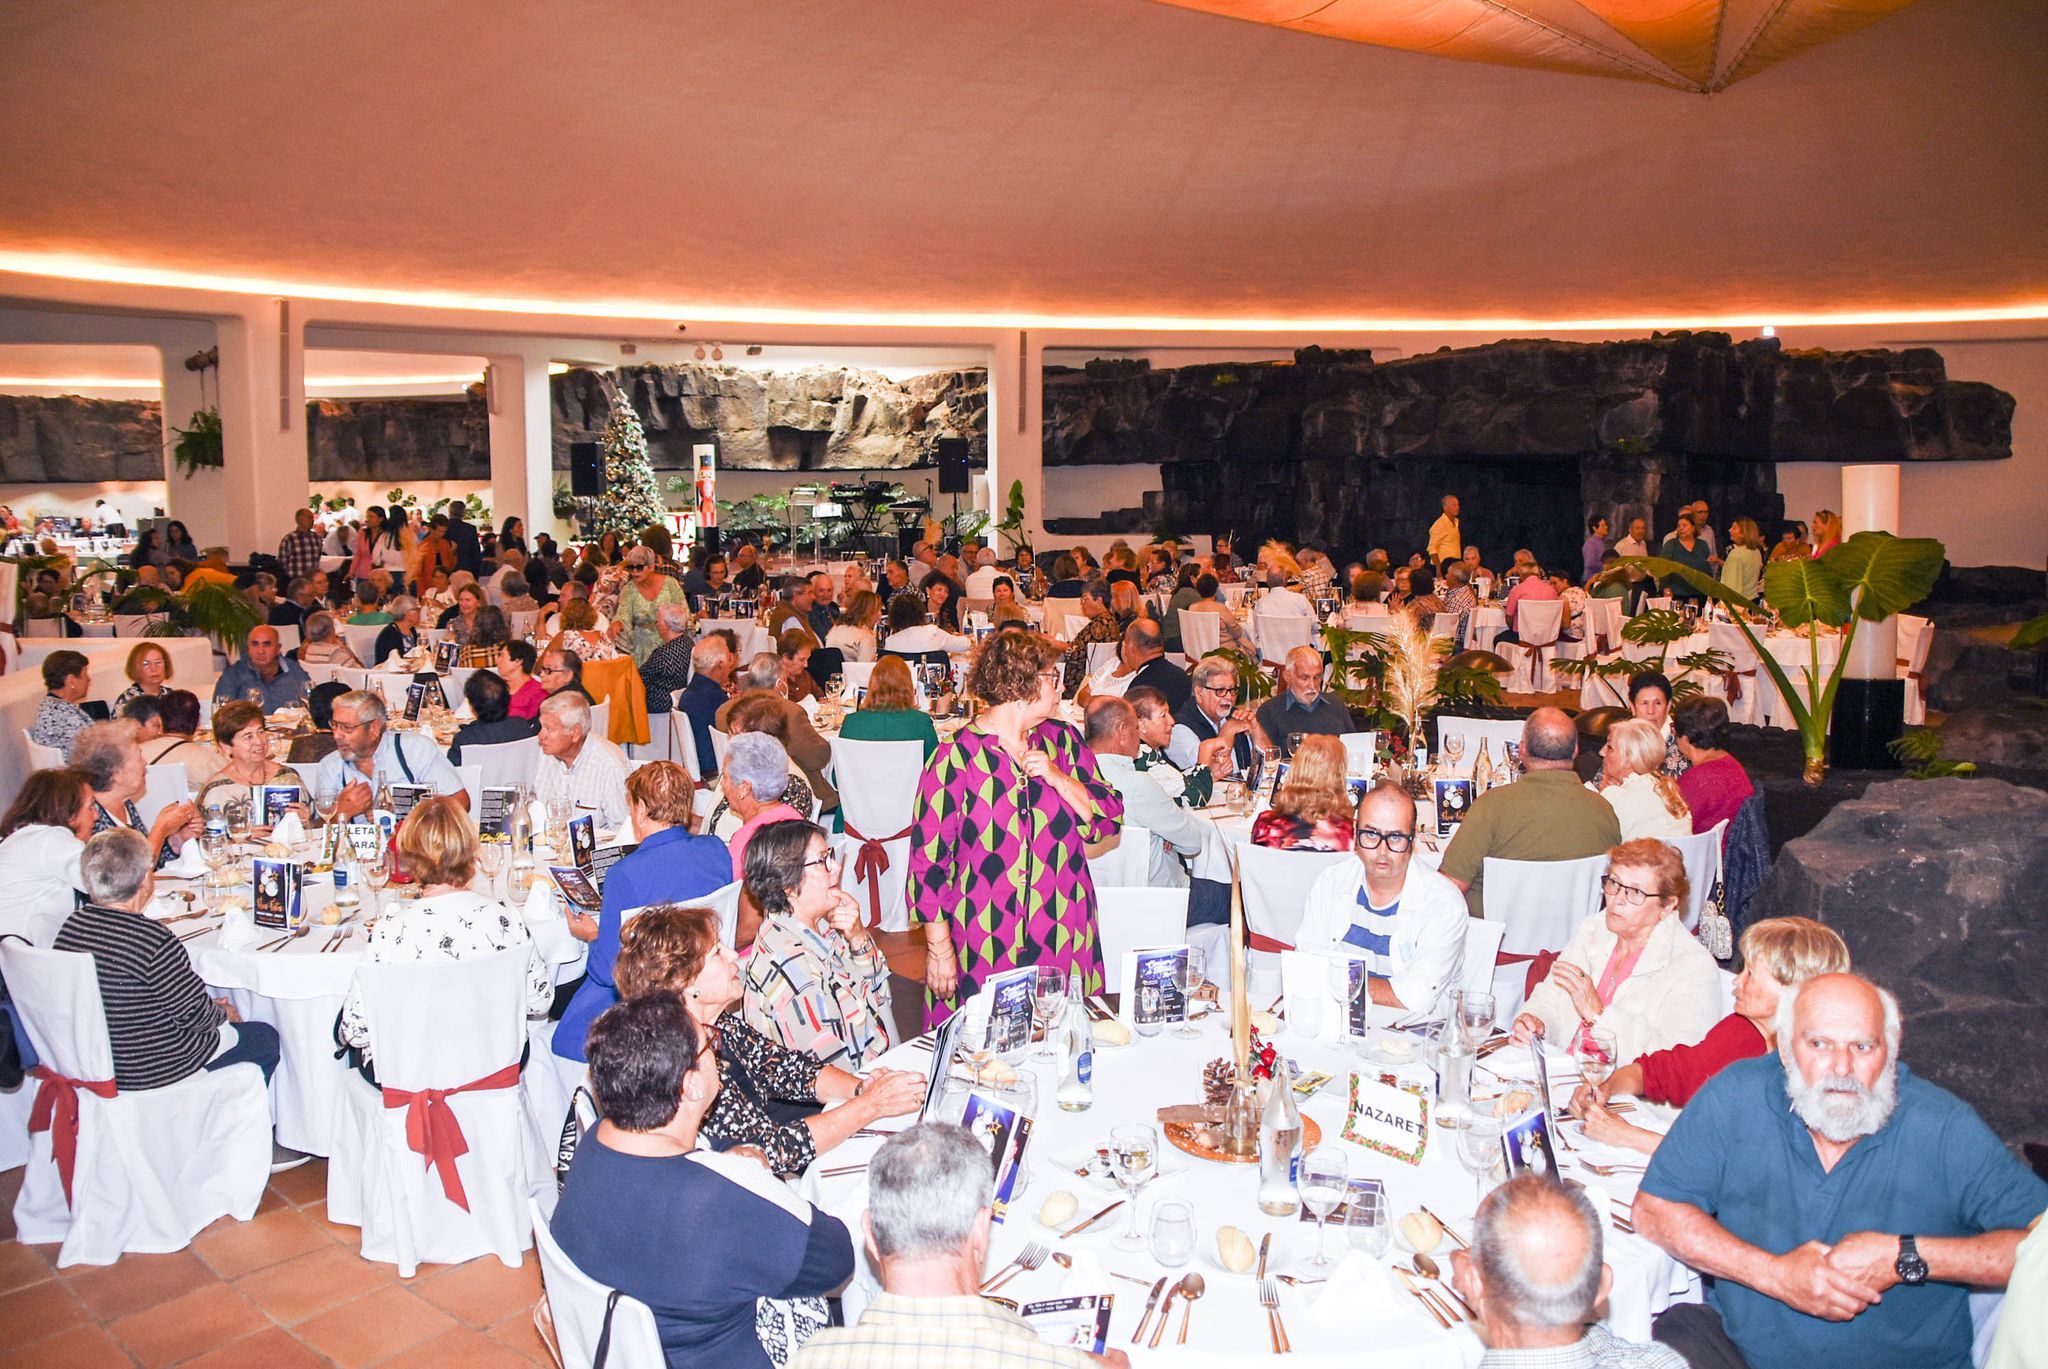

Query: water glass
left=1345, top=1188, right=1390, bottom=1259
left=1458, top=991, right=1496, bottom=1051
left=476, top=839, right=507, bottom=893
left=506, top=858, right=537, bottom=913
left=1575, top=1027, right=1618, bottom=1088
left=1175, top=948, right=1206, bottom=1039
left=1458, top=1115, right=1506, bottom=1203
left=957, top=1011, right=995, bottom=1088
left=1032, top=967, right=1065, bottom=1059
left=1297, top=1145, right=1350, bottom=1274
left=1109, top=1123, right=1158, bottom=1251
left=1148, top=1201, right=1196, bottom=1268
left=1442, top=733, right=1467, bottom=773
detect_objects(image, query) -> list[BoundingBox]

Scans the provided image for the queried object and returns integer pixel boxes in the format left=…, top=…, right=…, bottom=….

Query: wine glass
left=957, top=1011, right=995, bottom=1089
left=1326, top=955, right=1360, bottom=1036
left=1297, top=1145, right=1350, bottom=1274
left=1458, top=1115, right=1506, bottom=1204
left=363, top=848, right=392, bottom=927
left=1109, top=1123, right=1158, bottom=1251
left=224, top=796, right=253, bottom=846
left=1174, top=948, right=1206, bottom=1039
left=199, top=827, right=230, bottom=871
left=506, top=858, right=537, bottom=913
left=1287, top=731, right=1306, bottom=759
left=1032, top=967, right=1065, bottom=1060
left=1441, top=732, right=1467, bottom=775
left=1458, top=991, right=1497, bottom=1052
left=1346, top=1187, right=1390, bottom=1259
left=1575, top=1026, right=1618, bottom=1091
left=476, top=838, right=507, bottom=895
left=1148, top=1200, right=1196, bottom=1268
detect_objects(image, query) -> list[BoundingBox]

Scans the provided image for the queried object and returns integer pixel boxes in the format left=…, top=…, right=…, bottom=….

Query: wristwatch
left=1896, top=1234, right=1929, bottom=1286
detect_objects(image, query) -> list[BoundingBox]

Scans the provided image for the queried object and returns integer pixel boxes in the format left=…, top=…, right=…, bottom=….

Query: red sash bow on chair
left=381, top=1062, right=522, bottom=1211
left=1495, top=949, right=1560, bottom=1000
left=844, top=821, right=912, bottom=926
left=1717, top=665, right=1755, bottom=701
left=1246, top=932, right=1292, bottom=954
left=28, top=1065, right=119, bottom=1207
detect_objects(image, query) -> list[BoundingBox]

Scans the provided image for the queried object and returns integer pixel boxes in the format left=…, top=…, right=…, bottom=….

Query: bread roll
left=1400, top=1210, right=1444, bottom=1255
left=1093, top=1019, right=1132, bottom=1046
left=1217, top=1225, right=1257, bottom=1272
left=1038, top=1191, right=1079, bottom=1227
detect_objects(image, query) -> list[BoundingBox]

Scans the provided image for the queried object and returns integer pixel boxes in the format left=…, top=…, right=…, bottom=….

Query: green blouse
left=837, top=707, right=940, bottom=760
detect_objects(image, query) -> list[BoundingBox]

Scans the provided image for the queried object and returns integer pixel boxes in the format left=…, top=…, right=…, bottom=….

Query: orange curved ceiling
left=0, top=0, right=2040, bottom=328
left=1152, top=0, right=1923, bottom=91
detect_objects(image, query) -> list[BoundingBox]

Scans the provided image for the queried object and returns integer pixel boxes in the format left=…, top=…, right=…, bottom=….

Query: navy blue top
left=553, top=825, right=731, bottom=1063
left=553, top=1136, right=853, bottom=1369
left=1640, top=1054, right=2047, bottom=1369
left=679, top=675, right=728, bottom=779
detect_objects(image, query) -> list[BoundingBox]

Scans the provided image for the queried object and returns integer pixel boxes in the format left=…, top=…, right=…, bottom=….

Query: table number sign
left=388, top=784, right=430, bottom=822
left=434, top=640, right=459, bottom=672
left=403, top=681, right=428, bottom=721
left=984, top=965, right=1037, bottom=1055
left=477, top=786, right=521, bottom=840
left=1342, top=1073, right=1431, bottom=1164
left=1119, top=945, right=1189, bottom=1031
left=252, top=857, right=304, bottom=930
left=344, top=820, right=382, bottom=862
left=1432, top=777, right=1474, bottom=839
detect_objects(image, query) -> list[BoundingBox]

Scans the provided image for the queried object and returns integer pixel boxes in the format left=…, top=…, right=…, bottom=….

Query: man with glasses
left=1254, top=644, right=1351, bottom=758
left=1294, top=781, right=1468, bottom=1016
left=313, top=689, right=467, bottom=820
left=1440, top=708, right=1620, bottom=920
left=1167, top=656, right=1263, bottom=777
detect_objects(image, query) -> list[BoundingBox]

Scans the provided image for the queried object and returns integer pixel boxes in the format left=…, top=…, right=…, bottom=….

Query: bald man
left=212, top=624, right=310, bottom=710
left=1439, top=707, right=1619, bottom=919
left=1454, top=1174, right=1682, bottom=1367
left=1635, top=974, right=2046, bottom=1369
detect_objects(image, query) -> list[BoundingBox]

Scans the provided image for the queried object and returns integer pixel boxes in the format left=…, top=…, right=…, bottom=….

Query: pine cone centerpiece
left=1202, top=1057, right=1236, bottom=1105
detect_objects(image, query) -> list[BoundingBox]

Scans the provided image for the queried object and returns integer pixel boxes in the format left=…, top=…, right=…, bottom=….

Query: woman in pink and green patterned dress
left=909, top=628, right=1125, bottom=1029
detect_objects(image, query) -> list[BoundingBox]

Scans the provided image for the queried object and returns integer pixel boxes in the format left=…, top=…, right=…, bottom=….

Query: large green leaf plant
left=1621, top=531, right=1944, bottom=784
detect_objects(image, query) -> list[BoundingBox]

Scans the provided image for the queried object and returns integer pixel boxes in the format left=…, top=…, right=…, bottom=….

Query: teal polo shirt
left=1640, top=1054, right=2046, bottom=1369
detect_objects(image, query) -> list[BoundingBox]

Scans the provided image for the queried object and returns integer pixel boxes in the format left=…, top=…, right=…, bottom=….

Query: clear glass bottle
left=1472, top=738, right=1496, bottom=791
left=331, top=861, right=361, bottom=917
left=1056, top=969, right=1094, bottom=1113
left=1257, top=1063, right=1304, bottom=1216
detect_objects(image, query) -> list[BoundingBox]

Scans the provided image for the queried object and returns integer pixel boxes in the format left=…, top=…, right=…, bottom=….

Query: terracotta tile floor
left=0, top=1162, right=554, bottom=1368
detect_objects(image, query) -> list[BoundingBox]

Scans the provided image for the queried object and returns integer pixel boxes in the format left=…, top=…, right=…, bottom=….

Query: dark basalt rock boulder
left=306, top=391, right=490, bottom=484
left=552, top=364, right=986, bottom=473
left=0, top=395, right=163, bottom=483
left=1747, top=777, right=2048, bottom=1156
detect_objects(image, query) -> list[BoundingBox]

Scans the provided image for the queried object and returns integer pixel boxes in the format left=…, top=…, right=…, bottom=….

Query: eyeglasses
left=1600, top=874, right=1662, bottom=907
left=1355, top=827, right=1415, bottom=853
left=802, top=849, right=841, bottom=873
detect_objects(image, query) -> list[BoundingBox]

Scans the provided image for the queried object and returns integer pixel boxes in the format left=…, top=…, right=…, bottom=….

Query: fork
left=980, top=1241, right=1049, bottom=1294
left=1259, top=1278, right=1291, bottom=1353
left=1579, top=1159, right=1649, bottom=1177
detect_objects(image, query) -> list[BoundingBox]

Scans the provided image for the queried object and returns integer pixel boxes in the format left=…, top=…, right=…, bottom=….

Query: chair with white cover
left=1642, top=595, right=1674, bottom=613
left=326, top=949, right=534, bottom=1277
left=1177, top=610, right=1222, bottom=660
left=588, top=699, right=611, bottom=743
left=508, top=610, right=540, bottom=642
left=1897, top=613, right=1933, bottom=726
left=700, top=880, right=744, bottom=948
left=531, top=1198, right=667, bottom=1369
left=137, top=763, right=190, bottom=829
left=465, top=736, right=541, bottom=792
left=1085, top=641, right=1119, bottom=679
left=1583, top=596, right=1625, bottom=656
left=840, top=660, right=877, bottom=699
left=2, top=942, right=271, bottom=1267
left=1059, top=612, right=1090, bottom=642
left=299, top=661, right=341, bottom=689
left=22, top=616, right=61, bottom=638
left=1338, top=731, right=1378, bottom=778
left=1664, top=821, right=1727, bottom=932
left=271, top=624, right=302, bottom=657
left=1477, top=852, right=1608, bottom=1021
left=1429, top=611, right=1460, bottom=644
left=112, top=613, right=169, bottom=638
left=829, top=737, right=924, bottom=932
left=709, top=727, right=731, bottom=771
left=1458, top=918, right=1508, bottom=1002
left=24, top=730, right=66, bottom=772
left=1094, top=886, right=1190, bottom=979
left=1085, top=824, right=1152, bottom=892
left=1433, top=716, right=1526, bottom=765
left=342, top=624, right=385, bottom=668
left=669, top=706, right=705, bottom=782
left=1253, top=613, right=1317, bottom=668
left=1704, top=621, right=1766, bottom=726
left=457, top=764, right=484, bottom=816
left=1501, top=600, right=1565, bottom=693
left=1235, top=845, right=1351, bottom=999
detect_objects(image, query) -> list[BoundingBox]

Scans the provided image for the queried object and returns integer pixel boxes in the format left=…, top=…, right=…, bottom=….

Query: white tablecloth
left=809, top=1017, right=1694, bottom=1365
left=170, top=864, right=585, bottom=1154
left=1575, top=626, right=1840, bottom=728
left=0, top=635, right=219, bottom=797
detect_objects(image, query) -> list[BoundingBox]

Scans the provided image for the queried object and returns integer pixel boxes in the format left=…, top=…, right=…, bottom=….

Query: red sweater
left=1678, top=754, right=1755, bottom=842
left=1635, top=1012, right=1767, bottom=1107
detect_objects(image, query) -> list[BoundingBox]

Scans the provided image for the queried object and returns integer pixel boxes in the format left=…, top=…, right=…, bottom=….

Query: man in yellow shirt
left=1427, top=494, right=1463, bottom=567
left=182, top=548, right=237, bottom=591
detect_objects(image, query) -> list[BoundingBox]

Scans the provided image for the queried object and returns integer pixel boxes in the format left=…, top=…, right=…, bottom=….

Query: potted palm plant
left=1621, top=531, right=1944, bottom=784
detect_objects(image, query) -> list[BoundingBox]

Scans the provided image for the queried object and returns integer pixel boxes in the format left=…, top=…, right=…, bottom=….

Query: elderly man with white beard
left=1632, top=973, right=2045, bottom=1369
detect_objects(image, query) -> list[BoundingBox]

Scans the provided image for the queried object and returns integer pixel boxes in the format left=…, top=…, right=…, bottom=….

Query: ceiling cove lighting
left=0, top=372, right=482, bottom=390
left=2, top=252, right=2045, bottom=335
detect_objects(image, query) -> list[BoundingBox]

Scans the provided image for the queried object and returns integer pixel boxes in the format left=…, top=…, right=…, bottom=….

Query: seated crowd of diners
left=4, top=519, right=2039, bottom=1369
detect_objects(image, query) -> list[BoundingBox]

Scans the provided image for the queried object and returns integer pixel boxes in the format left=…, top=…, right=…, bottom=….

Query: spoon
left=1412, top=1255, right=1474, bottom=1318
left=1176, top=1272, right=1205, bottom=1344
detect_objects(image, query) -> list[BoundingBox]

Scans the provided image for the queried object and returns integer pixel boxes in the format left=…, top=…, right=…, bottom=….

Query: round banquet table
left=1575, top=625, right=1841, bottom=727
left=162, top=862, right=586, bottom=1155
left=805, top=1012, right=1698, bottom=1366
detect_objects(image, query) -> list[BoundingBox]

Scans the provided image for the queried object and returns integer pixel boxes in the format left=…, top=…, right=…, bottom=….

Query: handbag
left=1696, top=878, right=1734, bottom=961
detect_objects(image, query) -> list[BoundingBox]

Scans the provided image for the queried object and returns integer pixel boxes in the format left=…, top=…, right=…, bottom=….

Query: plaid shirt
left=740, top=914, right=893, bottom=1070
left=1478, top=1325, right=1686, bottom=1369
left=788, top=1294, right=1099, bottom=1369
left=277, top=527, right=325, bottom=581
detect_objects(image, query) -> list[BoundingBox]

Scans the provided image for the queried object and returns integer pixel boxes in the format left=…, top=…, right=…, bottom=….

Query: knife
left=1256, top=1231, right=1272, bottom=1279
left=1060, top=1198, right=1125, bottom=1239
left=1419, top=1205, right=1468, bottom=1249
left=1132, top=1275, right=1169, bottom=1344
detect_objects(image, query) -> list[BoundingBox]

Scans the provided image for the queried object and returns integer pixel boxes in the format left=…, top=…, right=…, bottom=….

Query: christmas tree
left=589, top=386, right=669, bottom=537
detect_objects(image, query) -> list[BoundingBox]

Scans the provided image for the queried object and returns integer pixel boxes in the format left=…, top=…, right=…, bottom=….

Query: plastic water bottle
left=1257, top=1062, right=1304, bottom=1216
left=1057, top=970, right=1094, bottom=1113
left=331, top=862, right=360, bottom=918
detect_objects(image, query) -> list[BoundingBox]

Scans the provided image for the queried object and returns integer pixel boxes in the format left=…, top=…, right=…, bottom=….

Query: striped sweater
left=53, top=903, right=225, bottom=1090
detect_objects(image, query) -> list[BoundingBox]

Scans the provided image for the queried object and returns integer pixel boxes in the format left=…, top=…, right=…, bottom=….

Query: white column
left=984, top=329, right=1046, bottom=548
left=486, top=349, right=558, bottom=540
left=213, top=300, right=309, bottom=560
left=1842, top=463, right=1902, bottom=680
left=157, top=344, right=222, bottom=544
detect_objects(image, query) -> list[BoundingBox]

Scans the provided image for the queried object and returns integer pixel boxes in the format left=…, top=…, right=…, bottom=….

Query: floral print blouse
left=701, top=1011, right=826, bottom=1179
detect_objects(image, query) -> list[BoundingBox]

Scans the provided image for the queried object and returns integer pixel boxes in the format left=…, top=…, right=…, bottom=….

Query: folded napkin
left=217, top=899, right=261, bottom=950
left=1310, top=1253, right=1428, bottom=1333
left=161, top=842, right=211, bottom=879
left=270, top=810, right=306, bottom=846
left=1056, top=1247, right=1111, bottom=1296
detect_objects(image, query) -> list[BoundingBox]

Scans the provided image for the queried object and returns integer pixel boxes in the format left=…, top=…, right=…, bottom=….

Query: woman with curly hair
left=908, top=628, right=1124, bottom=1028
left=1251, top=734, right=1355, bottom=852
